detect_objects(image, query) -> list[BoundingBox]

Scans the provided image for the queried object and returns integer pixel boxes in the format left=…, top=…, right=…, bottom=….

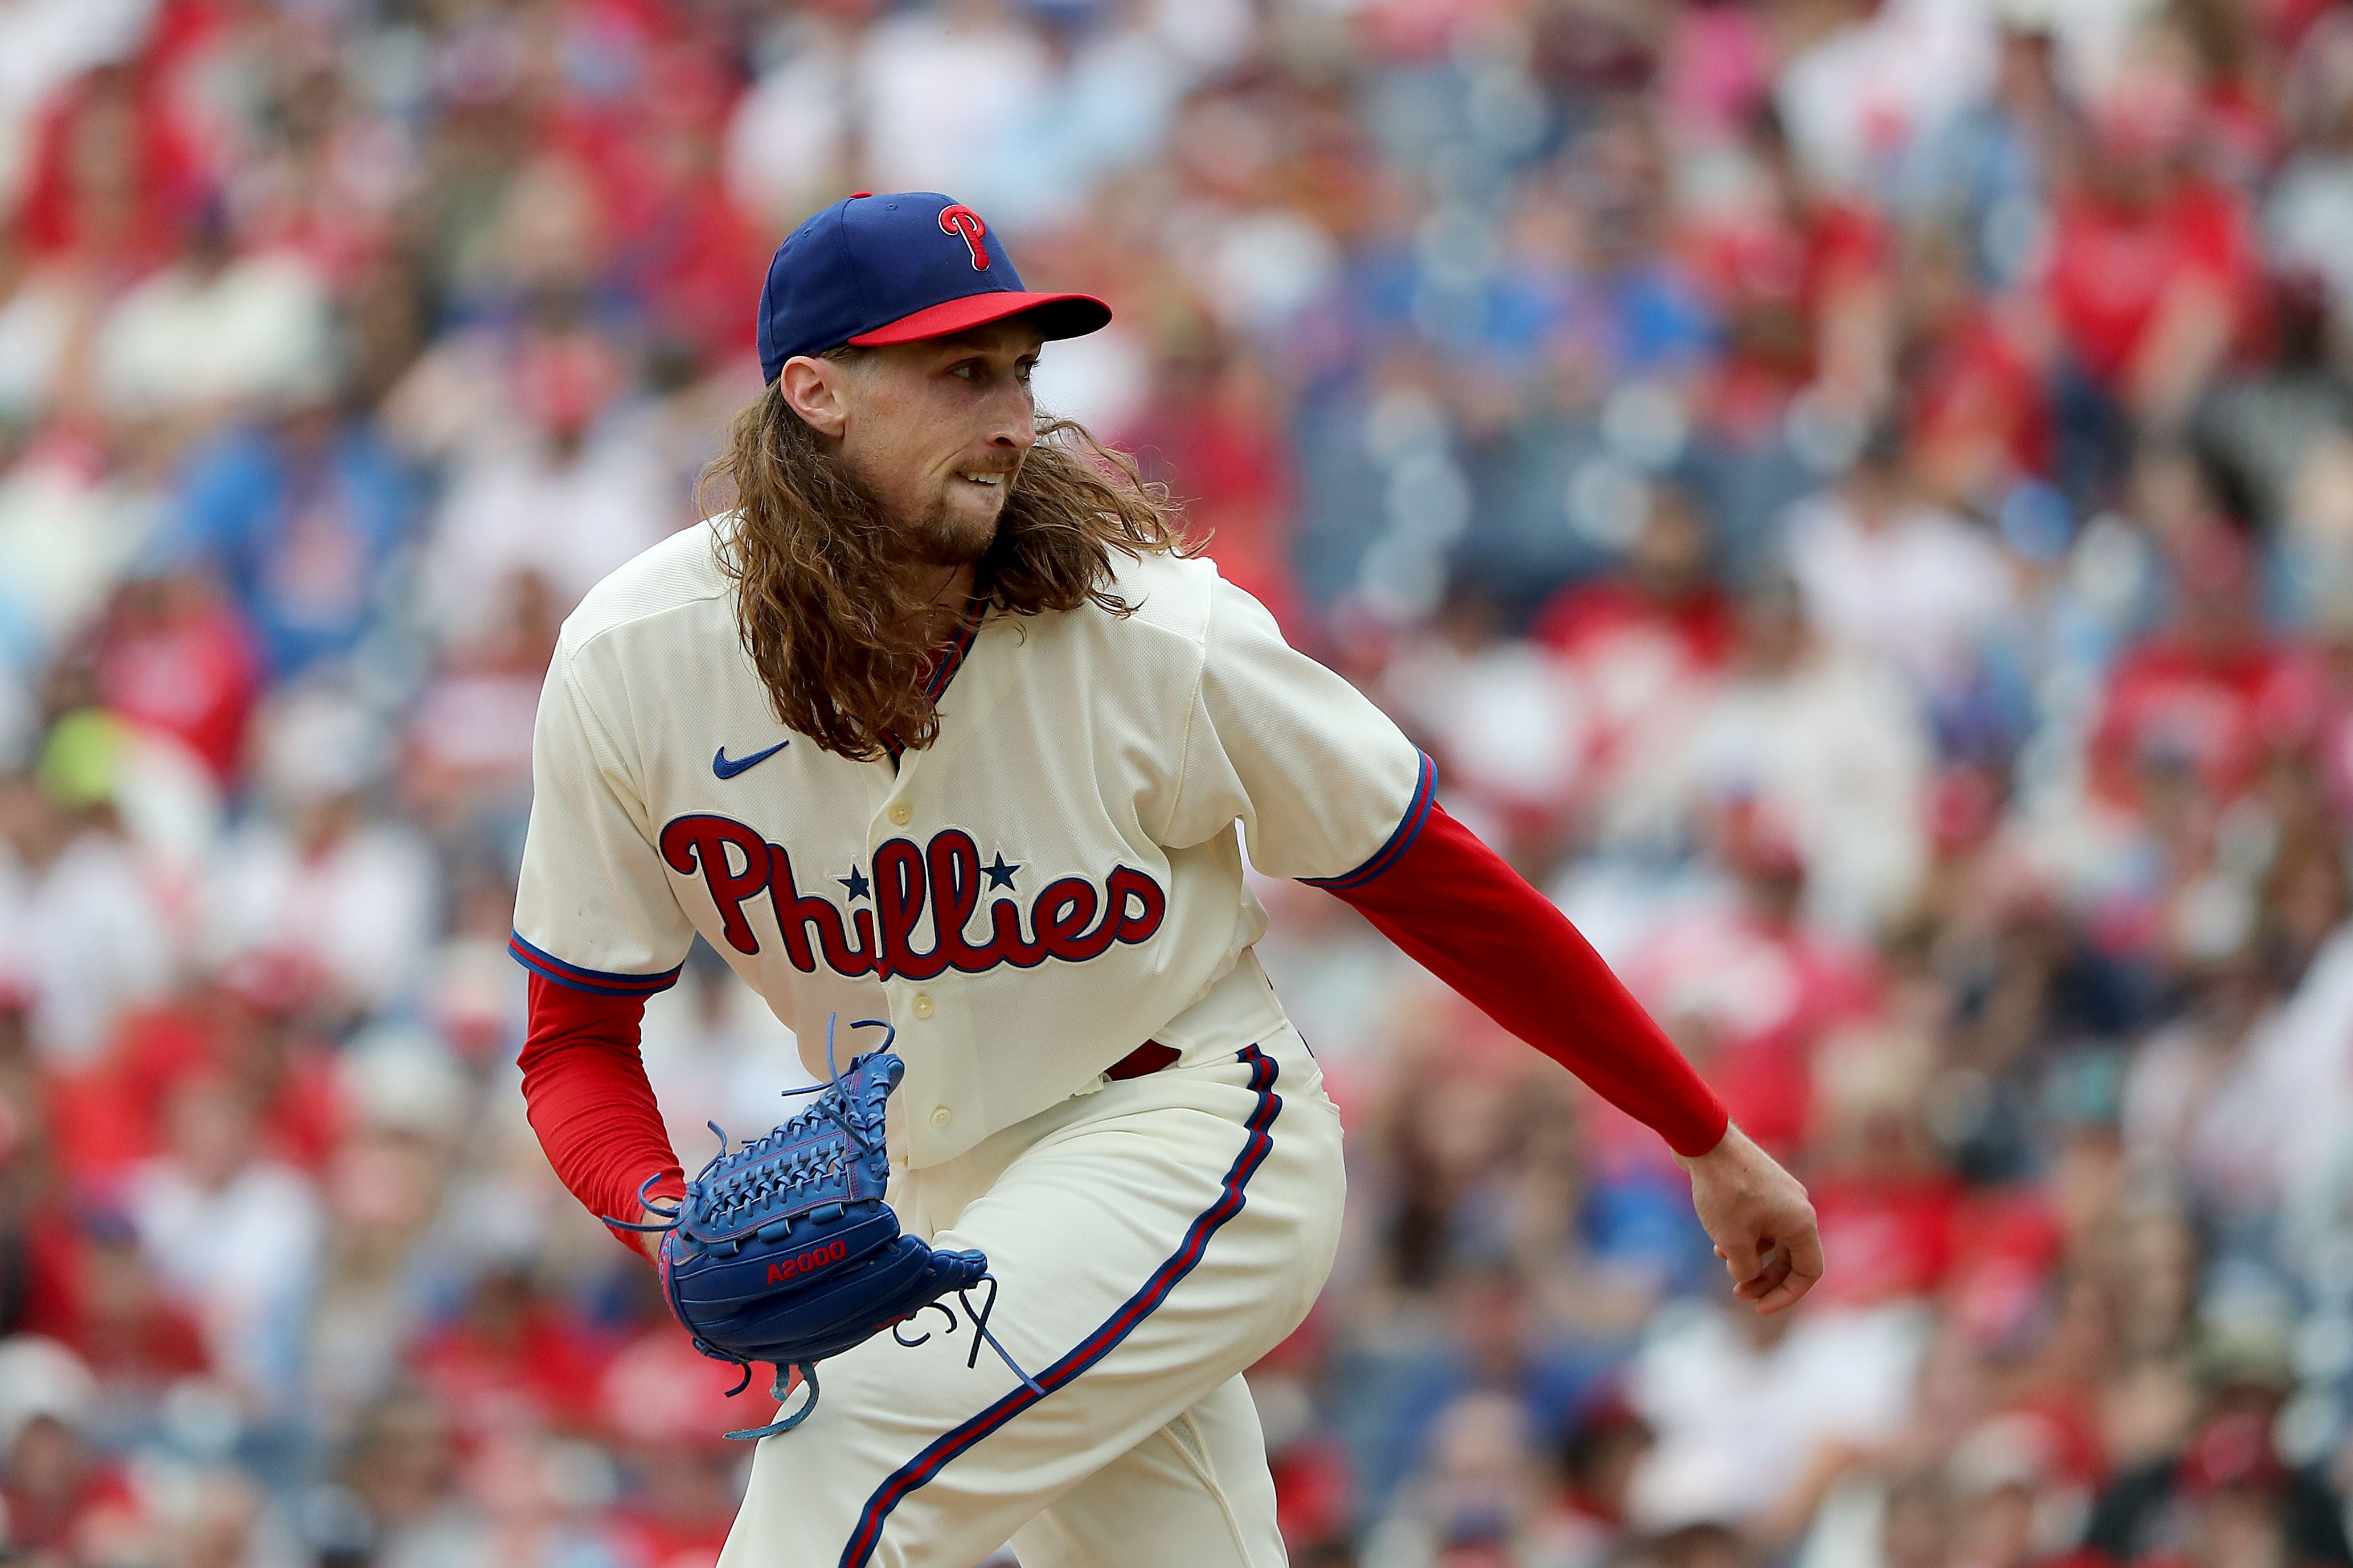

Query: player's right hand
left=1676, top=1123, right=1823, bottom=1315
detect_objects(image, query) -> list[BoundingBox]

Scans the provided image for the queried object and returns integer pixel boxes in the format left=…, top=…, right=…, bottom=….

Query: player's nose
left=982, top=409, right=1036, bottom=454
left=980, top=377, right=1037, bottom=454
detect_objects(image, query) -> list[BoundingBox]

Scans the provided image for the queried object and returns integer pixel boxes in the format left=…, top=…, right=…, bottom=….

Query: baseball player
left=513, top=191, right=1821, bottom=1568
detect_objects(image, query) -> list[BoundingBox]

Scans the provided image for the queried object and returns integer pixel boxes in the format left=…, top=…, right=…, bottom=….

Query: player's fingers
left=1732, top=1240, right=1790, bottom=1299
left=1716, top=1230, right=1764, bottom=1290
left=1752, top=1226, right=1825, bottom=1315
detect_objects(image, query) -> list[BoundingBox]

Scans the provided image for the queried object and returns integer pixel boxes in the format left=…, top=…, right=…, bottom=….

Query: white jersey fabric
left=511, top=517, right=1428, bottom=1169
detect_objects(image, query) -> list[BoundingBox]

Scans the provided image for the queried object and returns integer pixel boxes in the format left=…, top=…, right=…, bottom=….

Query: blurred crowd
left=8, top=0, right=2353, bottom=1564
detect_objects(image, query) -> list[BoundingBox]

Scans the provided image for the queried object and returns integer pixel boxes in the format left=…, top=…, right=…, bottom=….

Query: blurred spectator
left=166, top=395, right=416, bottom=681
left=597, top=1327, right=756, bottom=1568
left=1540, top=1396, right=1653, bottom=1567
left=1628, top=1298, right=1927, bottom=1546
left=204, top=683, right=436, bottom=1019
left=0, top=757, right=170, bottom=1066
left=1784, top=427, right=2016, bottom=709
left=92, top=197, right=334, bottom=434
left=2088, top=522, right=2309, bottom=811
left=1910, top=11, right=2073, bottom=292
left=420, top=321, right=675, bottom=654
left=2084, top=1353, right=2353, bottom=1566
left=1619, top=810, right=1881, bottom=1156
left=91, top=562, right=261, bottom=787
left=1385, top=584, right=1585, bottom=851
left=1532, top=480, right=1735, bottom=842
left=1361, top=1390, right=1552, bottom=1568
left=408, top=1256, right=608, bottom=1447
left=1665, top=578, right=1930, bottom=934
left=1119, top=331, right=1297, bottom=625
left=2042, top=60, right=2257, bottom=502
left=126, top=1073, right=319, bottom=1419
left=0, top=1336, right=147, bottom=1559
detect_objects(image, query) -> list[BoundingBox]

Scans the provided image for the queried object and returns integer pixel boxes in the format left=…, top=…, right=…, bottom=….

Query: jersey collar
left=883, top=610, right=985, bottom=765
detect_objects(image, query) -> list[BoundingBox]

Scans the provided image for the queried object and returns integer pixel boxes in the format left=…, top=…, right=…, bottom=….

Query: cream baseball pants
left=716, top=1024, right=1345, bottom=1568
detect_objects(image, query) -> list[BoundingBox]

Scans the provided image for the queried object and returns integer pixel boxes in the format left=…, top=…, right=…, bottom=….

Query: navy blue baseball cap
left=756, top=191, right=1112, bottom=386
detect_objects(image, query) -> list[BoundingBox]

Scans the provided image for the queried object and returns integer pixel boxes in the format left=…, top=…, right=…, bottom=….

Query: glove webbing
left=608, top=1018, right=1043, bottom=1440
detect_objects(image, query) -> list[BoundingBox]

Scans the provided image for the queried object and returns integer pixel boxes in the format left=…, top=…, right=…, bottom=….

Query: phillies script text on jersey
left=659, top=815, right=1169, bottom=979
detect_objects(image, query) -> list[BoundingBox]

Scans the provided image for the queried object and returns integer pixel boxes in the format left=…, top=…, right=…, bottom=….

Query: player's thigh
left=719, top=1037, right=1342, bottom=1568
left=1011, top=1374, right=1285, bottom=1568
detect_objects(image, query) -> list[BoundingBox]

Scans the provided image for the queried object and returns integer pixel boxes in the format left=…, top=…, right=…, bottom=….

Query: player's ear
left=777, top=355, right=850, bottom=440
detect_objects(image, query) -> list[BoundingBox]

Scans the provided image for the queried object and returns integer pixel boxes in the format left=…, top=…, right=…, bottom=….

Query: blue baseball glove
left=615, top=1017, right=1038, bottom=1440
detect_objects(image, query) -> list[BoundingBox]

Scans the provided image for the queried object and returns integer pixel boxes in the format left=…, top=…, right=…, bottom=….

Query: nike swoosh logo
left=712, top=740, right=789, bottom=780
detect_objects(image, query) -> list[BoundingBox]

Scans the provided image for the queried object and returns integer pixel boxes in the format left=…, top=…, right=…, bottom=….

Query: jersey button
left=911, top=993, right=934, bottom=1019
left=888, top=802, right=912, bottom=826
left=929, top=1106, right=952, bottom=1129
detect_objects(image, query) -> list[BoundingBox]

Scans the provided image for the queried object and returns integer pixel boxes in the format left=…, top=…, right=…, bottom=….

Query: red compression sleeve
left=1318, top=803, right=1731, bottom=1157
left=517, top=975, right=686, bottom=1244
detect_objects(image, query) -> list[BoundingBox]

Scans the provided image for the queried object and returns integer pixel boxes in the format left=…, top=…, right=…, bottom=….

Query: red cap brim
left=846, top=290, right=1112, bottom=348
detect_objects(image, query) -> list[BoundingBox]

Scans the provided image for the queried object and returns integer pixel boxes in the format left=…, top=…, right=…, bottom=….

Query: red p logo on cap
left=939, top=204, right=989, bottom=270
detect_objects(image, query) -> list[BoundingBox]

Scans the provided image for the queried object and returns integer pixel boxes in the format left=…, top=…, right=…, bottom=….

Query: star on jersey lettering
left=839, top=866, right=871, bottom=901
left=983, top=853, right=1020, bottom=892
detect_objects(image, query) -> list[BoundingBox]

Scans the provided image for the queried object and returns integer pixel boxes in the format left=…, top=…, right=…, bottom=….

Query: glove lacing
left=607, top=1016, right=1043, bottom=1440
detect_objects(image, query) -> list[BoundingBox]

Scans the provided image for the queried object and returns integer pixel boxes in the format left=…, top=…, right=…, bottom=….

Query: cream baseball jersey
left=511, top=518, right=1430, bottom=1169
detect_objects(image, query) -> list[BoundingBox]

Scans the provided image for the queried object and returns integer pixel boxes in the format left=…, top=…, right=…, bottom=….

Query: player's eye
left=950, top=361, right=979, bottom=381
left=1016, top=358, right=1036, bottom=384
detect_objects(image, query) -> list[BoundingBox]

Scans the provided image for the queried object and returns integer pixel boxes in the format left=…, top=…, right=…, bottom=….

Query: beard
left=897, top=489, right=1003, bottom=567
left=834, top=450, right=1007, bottom=569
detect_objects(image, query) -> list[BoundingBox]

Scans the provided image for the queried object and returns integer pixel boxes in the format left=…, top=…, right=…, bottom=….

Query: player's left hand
left=1677, top=1123, right=1822, bottom=1315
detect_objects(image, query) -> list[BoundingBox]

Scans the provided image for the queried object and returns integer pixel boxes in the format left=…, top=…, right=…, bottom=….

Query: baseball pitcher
left=513, top=191, right=1821, bottom=1568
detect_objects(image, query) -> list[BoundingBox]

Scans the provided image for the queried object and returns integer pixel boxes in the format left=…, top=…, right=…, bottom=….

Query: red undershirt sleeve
left=1313, top=802, right=1731, bottom=1157
left=517, top=974, right=687, bottom=1246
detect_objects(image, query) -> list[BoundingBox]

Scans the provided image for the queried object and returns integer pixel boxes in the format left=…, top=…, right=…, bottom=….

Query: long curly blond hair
left=699, top=375, right=1188, bottom=761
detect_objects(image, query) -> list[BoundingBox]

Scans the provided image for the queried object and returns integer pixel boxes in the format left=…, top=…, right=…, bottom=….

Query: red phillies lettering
left=766, top=845, right=875, bottom=976
left=938, top=204, right=989, bottom=269
left=1032, top=878, right=1105, bottom=960
left=1104, top=865, right=1167, bottom=942
left=874, top=838, right=933, bottom=981
left=660, top=817, right=1167, bottom=979
left=927, top=832, right=984, bottom=964
left=979, top=897, right=1046, bottom=970
left=659, top=815, right=771, bottom=954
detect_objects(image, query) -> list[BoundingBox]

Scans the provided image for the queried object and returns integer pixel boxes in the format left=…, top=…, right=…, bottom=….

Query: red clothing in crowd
left=1530, top=577, right=1735, bottom=804
left=2088, top=634, right=2315, bottom=806
left=14, top=59, right=206, bottom=272
left=1943, top=1186, right=2069, bottom=1345
left=1904, top=301, right=2052, bottom=483
left=1690, top=195, right=1885, bottom=331
left=408, top=1302, right=614, bottom=1442
left=1686, top=194, right=1887, bottom=435
left=612, top=1512, right=737, bottom=1568
left=1806, top=1172, right=1961, bottom=1308
left=0, top=1463, right=146, bottom=1559
left=97, top=589, right=264, bottom=787
left=1120, top=383, right=1301, bottom=633
left=1268, top=1439, right=1355, bottom=1552
left=1618, top=902, right=1881, bottom=1156
left=2043, top=180, right=2254, bottom=389
left=15, top=1217, right=211, bottom=1390
left=1532, top=580, right=1736, bottom=672
left=44, top=1001, right=345, bottom=1180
